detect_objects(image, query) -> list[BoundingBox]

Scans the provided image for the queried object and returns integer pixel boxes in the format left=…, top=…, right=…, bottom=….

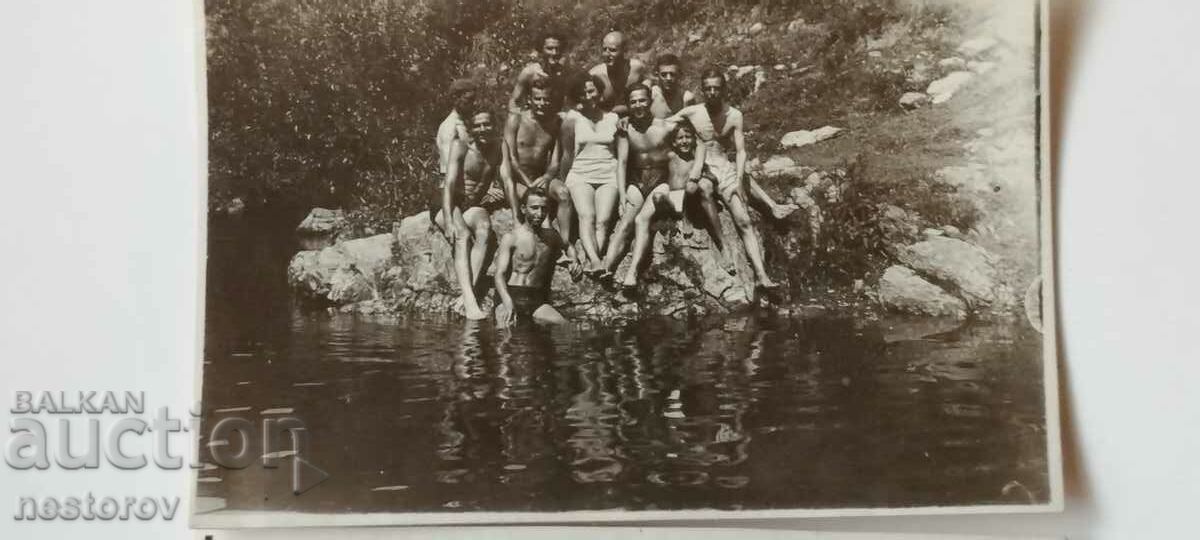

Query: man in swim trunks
left=494, top=188, right=568, bottom=327
left=503, top=78, right=573, bottom=241
left=588, top=31, right=650, bottom=116
left=434, top=79, right=505, bottom=227
left=620, top=121, right=710, bottom=288
left=667, top=69, right=780, bottom=289
left=509, top=32, right=569, bottom=117
left=598, top=85, right=706, bottom=280
left=442, top=110, right=513, bottom=320
left=648, top=54, right=697, bottom=119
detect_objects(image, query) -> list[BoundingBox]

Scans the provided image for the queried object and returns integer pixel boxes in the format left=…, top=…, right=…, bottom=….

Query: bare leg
left=750, top=177, right=798, bottom=220
left=695, top=178, right=737, bottom=274
left=594, top=183, right=620, bottom=260
left=550, top=179, right=575, bottom=254
left=603, top=188, right=645, bottom=273
left=622, top=194, right=662, bottom=287
left=532, top=304, right=567, bottom=324
left=567, top=180, right=604, bottom=270
left=463, top=207, right=492, bottom=286
left=726, top=194, right=777, bottom=288
left=451, top=208, right=487, bottom=320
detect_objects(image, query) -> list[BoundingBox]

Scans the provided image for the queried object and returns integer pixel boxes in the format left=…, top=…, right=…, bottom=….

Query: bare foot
left=585, top=262, right=607, bottom=279
left=771, top=203, right=799, bottom=220
left=756, top=277, right=781, bottom=290
left=556, top=254, right=573, bottom=268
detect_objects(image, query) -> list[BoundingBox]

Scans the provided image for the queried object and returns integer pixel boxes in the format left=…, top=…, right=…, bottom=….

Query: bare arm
left=557, top=115, right=576, bottom=182
left=539, top=124, right=562, bottom=185
left=508, top=66, right=533, bottom=115
left=504, top=113, right=534, bottom=186
left=494, top=233, right=515, bottom=308
left=690, top=138, right=707, bottom=181
left=682, top=90, right=697, bottom=107
left=616, top=134, right=629, bottom=208
left=443, top=141, right=466, bottom=240
left=500, top=140, right=521, bottom=222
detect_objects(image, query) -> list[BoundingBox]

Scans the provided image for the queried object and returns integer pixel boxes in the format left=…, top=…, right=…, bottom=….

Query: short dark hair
left=530, top=77, right=556, bottom=96
left=700, top=68, right=726, bottom=84
left=536, top=32, right=567, bottom=50
left=571, top=73, right=607, bottom=101
left=625, top=84, right=651, bottom=103
left=522, top=186, right=549, bottom=205
left=669, top=119, right=696, bottom=143
left=656, top=54, right=681, bottom=68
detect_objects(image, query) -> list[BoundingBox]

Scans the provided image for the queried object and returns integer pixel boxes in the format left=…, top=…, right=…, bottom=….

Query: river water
left=198, top=213, right=1050, bottom=515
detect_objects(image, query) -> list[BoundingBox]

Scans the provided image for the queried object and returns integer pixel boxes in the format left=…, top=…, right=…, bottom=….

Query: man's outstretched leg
left=749, top=177, right=798, bottom=220
left=621, top=193, right=664, bottom=289
left=695, top=178, right=737, bottom=275
left=452, top=208, right=488, bottom=320
left=725, top=194, right=778, bottom=289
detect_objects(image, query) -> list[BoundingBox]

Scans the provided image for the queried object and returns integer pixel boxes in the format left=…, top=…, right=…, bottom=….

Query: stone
left=878, top=266, right=968, bottom=319
left=688, top=30, right=704, bottom=44
left=967, top=60, right=996, bottom=74
left=926, top=71, right=974, bottom=104
left=780, top=126, right=843, bottom=148
left=923, top=228, right=944, bottom=237
left=897, top=237, right=1000, bottom=307
left=876, top=204, right=921, bottom=247
left=287, top=232, right=394, bottom=305
left=291, top=209, right=788, bottom=322
left=753, top=69, right=768, bottom=92
left=899, top=92, right=929, bottom=110
left=735, top=65, right=758, bottom=79
left=787, top=19, right=807, bottom=33
left=748, top=22, right=765, bottom=35
left=868, top=51, right=882, bottom=58
left=761, top=155, right=797, bottom=174
left=959, top=37, right=999, bottom=57
left=297, top=207, right=346, bottom=235
left=938, top=57, right=966, bottom=71
left=773, top=63, right=787, bottom=71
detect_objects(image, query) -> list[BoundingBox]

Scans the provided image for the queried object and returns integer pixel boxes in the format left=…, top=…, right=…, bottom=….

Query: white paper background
left=1, top=0, right=1197, bottom=538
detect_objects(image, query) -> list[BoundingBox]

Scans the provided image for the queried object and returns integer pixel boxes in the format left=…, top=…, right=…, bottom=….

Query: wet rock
left=296, top=207, right=347, bottom=249
left=878, top=266, right=968, bottom=319
left=959, top=37, right=999, bottom=57
left=938, top=57, right=967, bottom=71
left=876, top=314, right=965, bottom=343
left=926, top=71, right=974, bottom=104
left=288, top=233, right=394, bottom=304
left=967, top=60, right=997, bottom=75
left=780, top=126, right=843, bottom=149
left=897, top=237, right=1000, bottom=307
left=899, top=92, right=929, bottom=110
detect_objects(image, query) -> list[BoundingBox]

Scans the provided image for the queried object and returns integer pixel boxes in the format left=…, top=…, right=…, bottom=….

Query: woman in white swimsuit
left=559, top=74, right=621, bottom=274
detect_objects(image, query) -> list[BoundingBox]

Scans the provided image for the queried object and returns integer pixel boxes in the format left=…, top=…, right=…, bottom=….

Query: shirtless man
left=503, top=78, right=574, bottom=241
left=509, top=32, right=568, bottom=117
left=493, top=188, right=568, bottom=327
left=667, top=69, right=780, bottom=289
left=432, top=79, right=475, bottom=225
left=648, top=54, right=696, bottom=119
left=442, top=110, right=514, bottom=320
left=587, top=31, right=650, bottom=116
left=597, top=86, right=708, bottom=280
left=621, top=122, right=709, bottom=288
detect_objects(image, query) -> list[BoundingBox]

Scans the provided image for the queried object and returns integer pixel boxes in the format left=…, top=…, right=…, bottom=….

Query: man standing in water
left=503, top=78, right=573, bottom=242
left=648, top=54, right=696, bottom=118
left=668, top=69, right=781, bottom=289
left=509, top=32, right=569, bottom=116
left=588, top=31, right=649, bottom=116
left=494, top=188, right=568, bottom=327
left=442, top=110, right=513, bottom=320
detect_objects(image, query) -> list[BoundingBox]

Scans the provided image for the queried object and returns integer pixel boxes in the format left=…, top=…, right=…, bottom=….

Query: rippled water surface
left=199, top=215, right=1049, bottom=514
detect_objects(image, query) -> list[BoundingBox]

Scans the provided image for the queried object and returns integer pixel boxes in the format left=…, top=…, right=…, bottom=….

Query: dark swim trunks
left=503, top=285, right=550, bottom=318
left=628, top=166, right=668, bottom=198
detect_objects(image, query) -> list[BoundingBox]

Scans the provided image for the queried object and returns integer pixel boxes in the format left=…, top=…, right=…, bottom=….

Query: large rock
left=296, top=208, right=348, bottom=250
left=290, top=208, right=797, bottom=322
left=899, top=92, right=929, bottom=110
left=897, top=237, right=999, bottom=307
left=780, top=126, right=843, bottom=149
left=287, top=232, right=394, bottom=304
left=878, top=266, right=967, bottom=319
left=926, top=71, right=974, bottom=104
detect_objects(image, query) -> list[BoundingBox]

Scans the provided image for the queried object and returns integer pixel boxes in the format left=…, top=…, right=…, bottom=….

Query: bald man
left=587, top=31, right=650, bottom=116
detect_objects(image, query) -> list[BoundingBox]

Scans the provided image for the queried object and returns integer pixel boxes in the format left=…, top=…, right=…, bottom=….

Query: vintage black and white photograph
left=196, top=0, right=1059, bottom=526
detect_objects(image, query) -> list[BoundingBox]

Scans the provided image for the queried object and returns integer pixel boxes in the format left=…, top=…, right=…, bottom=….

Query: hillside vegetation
left=209, top=0, right=1041, bottom=318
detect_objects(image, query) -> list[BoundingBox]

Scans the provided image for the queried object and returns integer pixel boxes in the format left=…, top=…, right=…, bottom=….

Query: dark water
left=199, top=213, right=1049, bottom=515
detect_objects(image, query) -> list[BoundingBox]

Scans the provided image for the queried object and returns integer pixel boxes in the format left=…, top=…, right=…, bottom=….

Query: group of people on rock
left=429, top=30, right=799, bottom=324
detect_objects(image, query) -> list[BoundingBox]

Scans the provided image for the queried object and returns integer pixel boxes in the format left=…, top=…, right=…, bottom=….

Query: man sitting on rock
left=588, top=31, right=649, bottom=116
left=619, top=121, right=719, bottom=290
left=442, top=109, right=513, bottom=320
left=493, top=188, right=568, bottom=327
left=503, top=78, right=573, bottom=245
left=667, top=69, right=782, bottom=289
